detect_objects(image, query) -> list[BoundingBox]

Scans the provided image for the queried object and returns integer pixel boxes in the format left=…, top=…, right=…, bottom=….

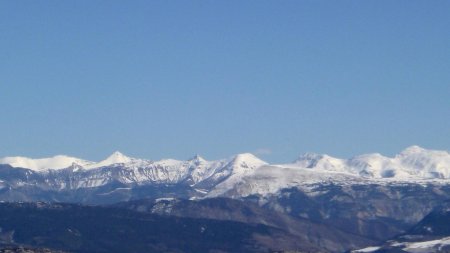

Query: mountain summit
left=90, top=151, right=134, bottom=168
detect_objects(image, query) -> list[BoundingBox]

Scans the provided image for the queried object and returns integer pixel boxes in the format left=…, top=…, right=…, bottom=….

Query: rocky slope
left=352, top=202, right=450, bottom=252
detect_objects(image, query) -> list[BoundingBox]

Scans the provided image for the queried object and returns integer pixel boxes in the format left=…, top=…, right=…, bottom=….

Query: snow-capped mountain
left=0, top=151, right=271, bottom=196
left=0, top=151, right=143, bottom=172
left=289, top=145, right=450, bottom=180
left=208, top=146, right=450, bottom=198
left=2, top=145, right=449, bottom=178
left=0, top=155, right=94, bottom=171
left=0, top=146, right=449, bottom=202
left=1, top=146, right=450, bottom=244
left=87, top=151, right=134, bottom=169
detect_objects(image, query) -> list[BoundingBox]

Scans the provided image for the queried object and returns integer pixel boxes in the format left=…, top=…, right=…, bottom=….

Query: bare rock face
left=259, top=184, right=450, bottom=241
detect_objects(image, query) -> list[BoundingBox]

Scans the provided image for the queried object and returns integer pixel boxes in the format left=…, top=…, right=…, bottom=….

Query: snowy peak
left=399, top=145, right=427, bottom=155
left=0, top=151, right=139, bottom=171
left=1, top=146, right=450, bottom=182
left=232, top=153, right=266, bottom=165
left=293, top=153, right=346, bottom=172
left=397, top=145, right=450, bottom=159
left=104, top=151, right=132, bottom=164
left=90, top=151, right=134, bottom=168
left=395, top=146, right=450, bottom=179
left=0, top=155, right=94, bottom=171
left=289, top=146, right=450, bottom=180
left=229, top=153, right=267, bottom=173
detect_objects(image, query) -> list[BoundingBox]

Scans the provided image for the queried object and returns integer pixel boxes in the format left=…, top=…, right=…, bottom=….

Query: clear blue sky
left=1, top=1, right=449, bottom=162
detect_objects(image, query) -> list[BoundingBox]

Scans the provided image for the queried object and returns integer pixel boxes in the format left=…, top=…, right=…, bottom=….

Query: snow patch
left=351, top=246, right=381, bottom=252
left=403, top=237, right=450, bottom=252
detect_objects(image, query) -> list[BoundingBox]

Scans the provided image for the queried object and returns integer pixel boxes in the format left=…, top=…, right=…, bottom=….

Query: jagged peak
left=188, top=154, right=207, bottom=163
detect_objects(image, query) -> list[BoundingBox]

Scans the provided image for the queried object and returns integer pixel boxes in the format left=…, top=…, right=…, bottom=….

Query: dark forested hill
left=0, top=202, right=327, bottom=253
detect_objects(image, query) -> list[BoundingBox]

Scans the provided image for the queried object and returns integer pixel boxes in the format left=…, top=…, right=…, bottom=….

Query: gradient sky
left=1, top=1, right=449, bottom=162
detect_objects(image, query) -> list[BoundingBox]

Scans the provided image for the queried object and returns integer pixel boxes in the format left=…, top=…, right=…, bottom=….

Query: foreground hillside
left=2, top=198, right=450, bottom=252
left=0, top=202, right=339, bottom=253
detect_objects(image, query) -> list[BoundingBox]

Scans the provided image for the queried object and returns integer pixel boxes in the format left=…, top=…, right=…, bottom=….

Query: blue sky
left=1, top=1, right=449, bottom=162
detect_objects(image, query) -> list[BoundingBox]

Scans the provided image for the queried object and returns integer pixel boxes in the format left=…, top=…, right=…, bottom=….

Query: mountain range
left=0, top=146, right=449, bottom=200
left=1, top=146, right=450, bottom=252
left=2, top=146, right=450, bottom=184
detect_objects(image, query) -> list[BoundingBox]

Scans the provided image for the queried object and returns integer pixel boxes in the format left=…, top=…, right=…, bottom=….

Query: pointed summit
left=92, top=151, right=133, bottom=168
left=189, top=154, right=206, bottom=164
left=104, top=151, right=132, bottom=163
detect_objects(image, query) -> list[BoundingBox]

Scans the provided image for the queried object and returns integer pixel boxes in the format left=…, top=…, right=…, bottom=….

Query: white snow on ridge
left=0, top=151, right=141, bottom=172
left=403, top=237, right=450, bottom=252
left=0, top=155, right=94, bottom=171
left=204, top=146, right=450, bottom=198
left=85, top=151, right=135, bottom=169
left=289, top=146, right=450, bottom=181
left=353, top=236, right=450, bottom=253
left=1, top=146, right=450, bottom=186
left=207, top=164, right=366, bottom=198
left=351, top=246, right=381, bottom=253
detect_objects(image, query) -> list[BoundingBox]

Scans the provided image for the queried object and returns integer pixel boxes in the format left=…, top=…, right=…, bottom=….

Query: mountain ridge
left=1, top=145, right=449, bottom=175
left=1, top=146, right=450, bottom=194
